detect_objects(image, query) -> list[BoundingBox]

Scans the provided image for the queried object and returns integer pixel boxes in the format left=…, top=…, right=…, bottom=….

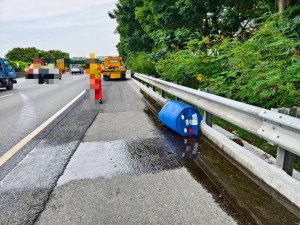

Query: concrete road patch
left=80, top=79, right=146, bottom=113
left=83, top=111, right=159, bottom=142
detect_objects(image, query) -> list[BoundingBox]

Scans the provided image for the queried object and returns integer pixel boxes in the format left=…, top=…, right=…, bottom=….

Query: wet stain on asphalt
left=57, top=138, right=183, bottom=185
left=58, top=130, right=200, bottom=184
left=125, top=138, right=182, bottom=173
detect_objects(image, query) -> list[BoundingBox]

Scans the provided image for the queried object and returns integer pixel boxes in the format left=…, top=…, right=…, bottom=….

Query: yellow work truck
left=102, top=56, right=126, bottom=81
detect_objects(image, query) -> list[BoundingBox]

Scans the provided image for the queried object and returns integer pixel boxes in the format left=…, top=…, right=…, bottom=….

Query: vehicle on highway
left=70, top=64, right=84, bottom=74
left=0, top=58, right=17, bottom=90
left=102, top=56, right=126, bottom=81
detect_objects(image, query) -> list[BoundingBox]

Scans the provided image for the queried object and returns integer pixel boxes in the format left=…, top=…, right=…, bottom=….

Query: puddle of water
left=160, top=126, right=200, bottom=161
left=144, top=104, right=300, bottom=225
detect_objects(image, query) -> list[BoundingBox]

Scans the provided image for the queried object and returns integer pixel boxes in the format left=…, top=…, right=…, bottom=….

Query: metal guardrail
left=134, top=73, right=300, bottom=175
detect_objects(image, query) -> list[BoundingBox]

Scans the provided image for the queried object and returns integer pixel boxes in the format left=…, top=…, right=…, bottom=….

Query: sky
left=0, top=0, right=120, bottom=58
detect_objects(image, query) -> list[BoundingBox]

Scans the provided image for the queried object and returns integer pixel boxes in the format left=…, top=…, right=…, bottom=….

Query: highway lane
left=0, top=74, right=87, bottom=174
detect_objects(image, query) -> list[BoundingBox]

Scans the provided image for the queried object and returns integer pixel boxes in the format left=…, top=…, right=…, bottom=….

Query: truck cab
left=102, top=56, right=126, bottom=81
left=0, top=58, right=17, bottom=90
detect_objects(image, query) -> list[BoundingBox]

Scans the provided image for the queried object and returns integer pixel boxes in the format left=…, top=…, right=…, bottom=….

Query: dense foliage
left=5, top=47, right=69, bottom=63
left=126, top=52, right=157, bottom=75
left=110, top=0, right=300, bottom=108
left=10, top=61, right=31, bottom=72
left=156, top=13, right=300, bottom=108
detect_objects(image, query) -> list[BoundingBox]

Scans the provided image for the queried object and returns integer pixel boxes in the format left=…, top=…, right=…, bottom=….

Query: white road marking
left=0, top=90, right=86, bottom=167
left=0, top=94, right=13, bottom=99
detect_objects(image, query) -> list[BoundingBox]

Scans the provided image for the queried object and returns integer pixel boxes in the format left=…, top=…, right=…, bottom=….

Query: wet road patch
left=57, top=138, right=181, bottom=186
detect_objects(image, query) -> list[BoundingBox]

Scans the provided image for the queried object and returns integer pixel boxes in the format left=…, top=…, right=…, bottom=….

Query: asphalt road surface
left=0, top=74, right=87, bottom=180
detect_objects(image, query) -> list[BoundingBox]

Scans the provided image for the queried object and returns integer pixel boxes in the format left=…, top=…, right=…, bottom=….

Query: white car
left=71, top=65, right=84, bottom=74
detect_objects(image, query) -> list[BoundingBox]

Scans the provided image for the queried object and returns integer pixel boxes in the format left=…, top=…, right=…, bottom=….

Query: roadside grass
left=295, top=157, right=300, bottom=171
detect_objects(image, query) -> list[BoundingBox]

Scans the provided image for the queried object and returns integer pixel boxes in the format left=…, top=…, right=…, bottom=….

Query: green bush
left=10, top=61, right=31, bottom=72
left=154, top=36, right=225, bottom=89
left=155, top=13, right=300, bottom=108
left=155, top=49, right=201, bottom=89
left=126, top=52, right=157, bottom=76
left=204, top=15, right=300, bottom=108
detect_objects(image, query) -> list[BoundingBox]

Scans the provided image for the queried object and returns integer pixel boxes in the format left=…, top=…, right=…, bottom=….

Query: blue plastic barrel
left=158, top=100, right=202, bottom=136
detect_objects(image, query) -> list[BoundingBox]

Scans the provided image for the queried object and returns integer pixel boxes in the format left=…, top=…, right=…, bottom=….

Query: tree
left=175, top=0, right=276, bottom=37
left=39, top=50, right=55, bottom=63
left=5, top=48, right=69, bottom=63
left=108, top=0, right=153, bottom=60
left=110, top=0, right=278, bottom=61
left=277, top=0, right=291, bottom=12
left=48, top=50, right=69, bottom=59
left=5, top=47, right=39, bottom=62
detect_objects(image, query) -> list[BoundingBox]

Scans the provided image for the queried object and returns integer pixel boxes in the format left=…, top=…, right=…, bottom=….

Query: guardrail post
left=203, top=88, right=213, bottom=127
left=283, top=151, right=295, bottom=176
left=276, top=147, right=295, bottom=176
left=151, top=76, right=157, bottom=92
left=176, top=81, right=182, bottom=101
left=290, top=107, right=300, bottom=118
left=161, top=90, right=166, bottom=98
left=274, top=107, right=299, bottom=176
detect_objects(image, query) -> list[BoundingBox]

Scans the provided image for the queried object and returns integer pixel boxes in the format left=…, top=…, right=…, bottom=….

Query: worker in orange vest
left=87, top=53, right=103, bottom=104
